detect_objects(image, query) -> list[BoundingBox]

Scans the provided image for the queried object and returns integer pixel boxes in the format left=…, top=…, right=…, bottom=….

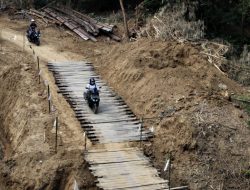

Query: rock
left=221, top=90, right=229, bottom=99
left=218, top=83, right=227, bottom=90
left=24, top=67, right=31, bottom=71
left=175, top=96, right=185, bottom=103
left=188, top=90, right=196, bottom=96
left=161, top=106, right=176, bottom=117
left=234, top=104, right=240, bottom=108
left=94, top=49, right=102, bottom=55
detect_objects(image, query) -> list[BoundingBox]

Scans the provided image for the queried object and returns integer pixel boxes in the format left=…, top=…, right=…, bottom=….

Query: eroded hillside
left=0, top=39, right=96, bottom=190
left=86, top=40, right=250, bottom=189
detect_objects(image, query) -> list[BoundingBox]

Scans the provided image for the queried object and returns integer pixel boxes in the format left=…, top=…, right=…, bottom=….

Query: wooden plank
left=52, top=6, right=99, bottom=35
left=48, top=61, right=168, bottom=190
left=43, top=8, right=97, bottom=41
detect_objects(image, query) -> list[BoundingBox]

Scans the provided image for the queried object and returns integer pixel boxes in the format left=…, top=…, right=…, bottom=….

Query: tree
left=119, top=0, right=129, bottom=41
left=239, top=0, right=250, bottom=40
left=67, top=0, right=71, bottom=7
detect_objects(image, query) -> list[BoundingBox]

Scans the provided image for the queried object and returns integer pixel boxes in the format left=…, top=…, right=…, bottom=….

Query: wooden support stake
left=23, top=32, right=25, bottom=52
left=39, top=70, right=41, bottom=84
left=169, top=153, right=171, bottom=190
left=48, top=85, right=51, bottom=113
left=84, top=132, right=87, bottom=151
left=37, top=56, right=40, bottom=70
left=55, top=117, right=58, bottom=153
left=37, top=57, right=40, bottom=84
left=140, top=117, right=143, bottom=148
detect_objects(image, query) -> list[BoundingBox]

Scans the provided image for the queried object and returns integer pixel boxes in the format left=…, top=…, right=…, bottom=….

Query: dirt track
left=1, top=14, right=250, bottom=190
left=1, top=20, right=90, bottom=152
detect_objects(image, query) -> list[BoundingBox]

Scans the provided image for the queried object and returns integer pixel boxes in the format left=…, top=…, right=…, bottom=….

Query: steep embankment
left=90, top=39, right=250, bottom=189
left=39, top=21, right=250, bottom=189
left=1, top=14, right=248, bottom=189
left=0, top=40, right=96, bottom=189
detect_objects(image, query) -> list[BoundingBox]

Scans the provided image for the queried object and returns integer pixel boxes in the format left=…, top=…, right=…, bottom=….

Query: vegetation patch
left=242, top=170, right=250, bottom=178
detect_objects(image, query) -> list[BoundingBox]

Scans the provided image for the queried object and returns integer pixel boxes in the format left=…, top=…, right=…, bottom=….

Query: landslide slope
left=91, top=39, right=250, bottom=189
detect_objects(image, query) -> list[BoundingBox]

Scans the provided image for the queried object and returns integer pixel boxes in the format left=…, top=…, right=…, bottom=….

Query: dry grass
left=227, top=46, right=250, bottom=85
left=139, top=3, right=204, bottom=42
left=93, top=11, right=124, bottom=25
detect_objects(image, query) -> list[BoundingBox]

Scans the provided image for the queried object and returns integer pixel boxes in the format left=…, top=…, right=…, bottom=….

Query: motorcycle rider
left=27, top=19, right=38, bottom=40
left=30, top=19, right=37, bottom=30
left=84, top=78, right=100, bottom=100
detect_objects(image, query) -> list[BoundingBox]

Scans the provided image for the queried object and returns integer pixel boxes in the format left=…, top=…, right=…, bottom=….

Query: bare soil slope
left=0, top=30, right=96, bottom=190
left=91, top=40, right=250, bottom=189
left=45, top=22, right=250, bottom=188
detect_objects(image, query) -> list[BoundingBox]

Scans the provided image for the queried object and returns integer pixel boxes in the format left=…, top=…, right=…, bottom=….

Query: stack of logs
left=28, top=7, right=120, bottom=42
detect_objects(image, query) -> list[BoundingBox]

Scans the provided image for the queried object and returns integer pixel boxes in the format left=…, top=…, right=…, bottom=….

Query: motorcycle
left=27, top=28, right=40, bottom=46
left=84, top=87, right=100, bottom=114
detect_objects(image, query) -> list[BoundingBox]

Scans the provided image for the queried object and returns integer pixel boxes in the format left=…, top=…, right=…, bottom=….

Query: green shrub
left=242, top=170, right=250, bottom=178
left=247, top=120, right=250, bottom=128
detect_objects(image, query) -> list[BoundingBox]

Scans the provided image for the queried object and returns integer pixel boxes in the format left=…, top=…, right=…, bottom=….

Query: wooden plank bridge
left=48, top=62, right=169, bottom=189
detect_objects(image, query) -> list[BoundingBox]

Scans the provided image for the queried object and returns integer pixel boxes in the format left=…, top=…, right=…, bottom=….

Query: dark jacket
left=30, top=22, right=37, bottom=29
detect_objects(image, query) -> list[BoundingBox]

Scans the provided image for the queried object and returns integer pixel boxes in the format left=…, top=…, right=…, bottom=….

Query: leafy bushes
left=34, top=0, right=48, bottom=9
left=143, top=0, right=166, bottom=13
left=140, top=3, right=204, bottom=41
left=196, top=0, right=250, bottom=44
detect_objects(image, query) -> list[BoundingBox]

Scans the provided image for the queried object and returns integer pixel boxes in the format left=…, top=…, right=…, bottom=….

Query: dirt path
left=0, top=19, right=128, bottom=155
left=1, top=27, right=91, bottom=151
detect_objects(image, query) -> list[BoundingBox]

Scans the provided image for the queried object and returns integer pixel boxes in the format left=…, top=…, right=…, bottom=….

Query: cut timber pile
left=28, top=9, right=59, bottom=25
left=31, top=7, right=120, bottom=42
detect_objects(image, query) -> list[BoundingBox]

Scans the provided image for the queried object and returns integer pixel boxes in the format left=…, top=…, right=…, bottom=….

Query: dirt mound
left=0, top=40, right=96, bottom=190
left=92, top=40, right=242, bottom=114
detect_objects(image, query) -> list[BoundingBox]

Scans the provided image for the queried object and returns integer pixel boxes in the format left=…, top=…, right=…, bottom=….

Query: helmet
left=89, top=78, right=95, bottom=85
left=31, top=19, right=35, bottom=22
